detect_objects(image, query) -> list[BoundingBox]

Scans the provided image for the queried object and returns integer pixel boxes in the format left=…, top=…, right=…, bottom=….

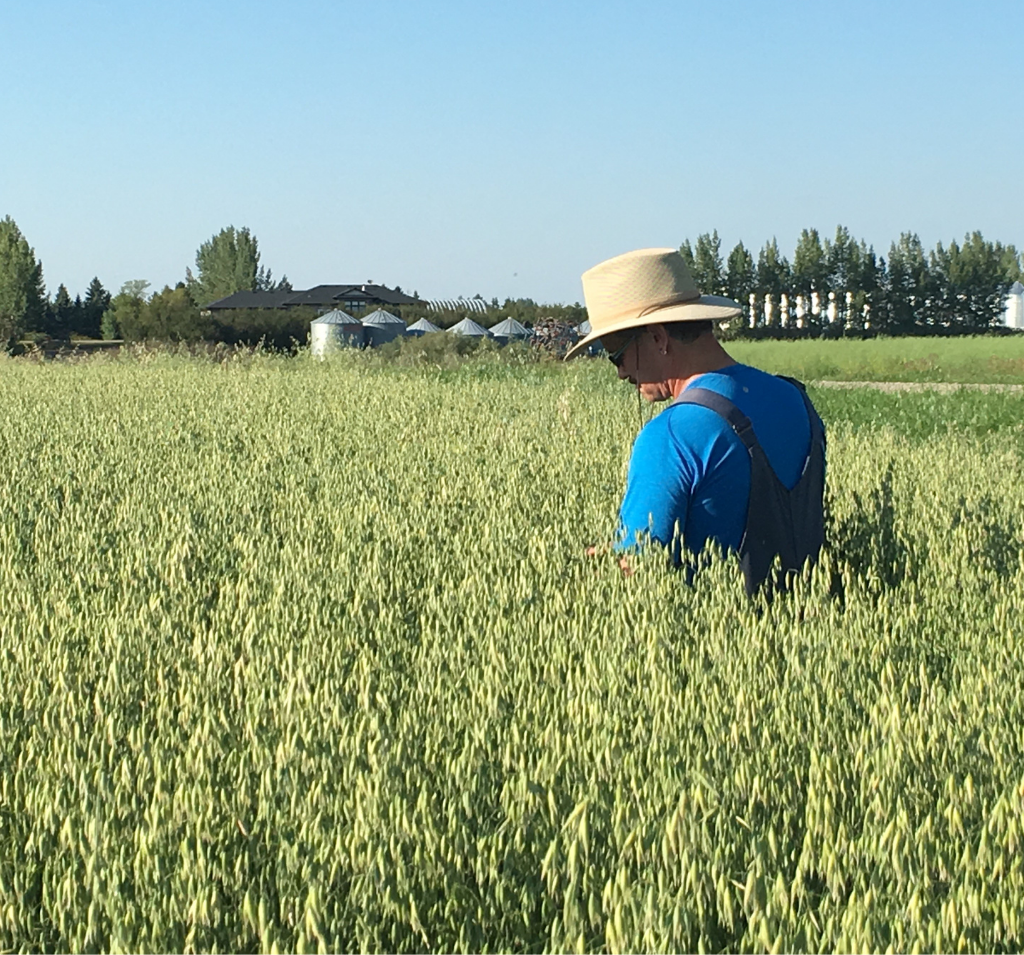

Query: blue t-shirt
left=615, top=364, right=814, bottom=560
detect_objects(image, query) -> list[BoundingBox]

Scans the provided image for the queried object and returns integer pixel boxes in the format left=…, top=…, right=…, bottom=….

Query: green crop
left=0, top=350, right=1022, bottom=953
left=726, top=335, right=1024, bottom=385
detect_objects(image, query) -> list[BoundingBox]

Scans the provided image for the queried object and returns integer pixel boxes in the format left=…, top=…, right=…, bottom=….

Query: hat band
left=636, top=290, right=702, bottom=318
left=596, top=290, right=702, bottom=328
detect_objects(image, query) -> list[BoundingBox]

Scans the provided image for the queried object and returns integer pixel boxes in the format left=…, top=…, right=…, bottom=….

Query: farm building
left=489, top=317, right=532, bottom=345
left=427, top=297, right=490, bottom=315
left=205, top=283, right=419, bottom=314
left=448, top=318, right=492, bottom=337
left=310, top=310, right=363, bottom=357
left=361, top=309, right=408, bottom=346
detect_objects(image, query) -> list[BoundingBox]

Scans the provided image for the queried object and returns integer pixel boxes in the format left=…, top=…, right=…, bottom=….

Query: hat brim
left=564, top=295, right=743, bottom=360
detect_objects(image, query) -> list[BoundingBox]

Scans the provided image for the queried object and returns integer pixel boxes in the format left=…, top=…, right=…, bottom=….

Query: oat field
left=1, top=351, right=1023, bottom=953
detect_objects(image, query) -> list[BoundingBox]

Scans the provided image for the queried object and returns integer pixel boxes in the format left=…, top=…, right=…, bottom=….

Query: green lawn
left=725, top=335, right=1024, bottom=383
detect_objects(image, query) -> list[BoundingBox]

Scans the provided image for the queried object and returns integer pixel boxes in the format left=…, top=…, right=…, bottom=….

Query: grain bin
left=406, top=317, right=442, bottom=337
left=447, top=317, right=491, bottom=338
left=488, top=317, right=532, bottom=345
left=1005, top=281, right=1024, bottom=330
left=361, top=308, right=408, bottom=346
left=310, top=310, right=363, bottom=357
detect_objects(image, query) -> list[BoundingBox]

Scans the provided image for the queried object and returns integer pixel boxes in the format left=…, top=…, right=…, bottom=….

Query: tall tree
left=101, top=280, right=150, bottom=341
left=80, top=277, right=111, bottom=339
left=186, top=225, right=278, bottom=306
left=755, top=238, right=791, bottom=326
left=138, top=285, right=208, bottom=341
left=824, top=226, right=863, bottom=292
left=883, top=233, right=930, bottom=334
left=853, top=241, right=885, bottom=332
left=929, top=232, right=1012, bottom=332
left=0, top=216, right=46, bottom=347
left=824, top=225, right=864, bottom=327
left=998, top=245, right=1022, bottom=284
left=725, top=241, right=756, bottom=311
left=692, top=230, right=726, bottom=296
left=678, top=239, right=696, bottom=276
left=48, top=283, right=75, bottom=339
left=792, top=228, right=828, bottom=329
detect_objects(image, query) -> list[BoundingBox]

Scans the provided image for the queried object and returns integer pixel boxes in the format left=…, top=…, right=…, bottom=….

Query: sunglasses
left=606, top=331, right=638, bottom=367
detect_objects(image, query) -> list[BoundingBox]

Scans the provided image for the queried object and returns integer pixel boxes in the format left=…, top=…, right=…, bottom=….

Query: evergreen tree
left=755, top=239, right=791, bottom=326
left=929, top=232, right=1011, bottom=332
left=824, top=226, right=862, bottom=292
left=678, top=240, right=696, bottom=276
left=48, top=284, right=74, bottom=340
left=998, top=245, right=1022, bottom=284
left=792, top=228, right=828, bottom=331
left=883, top=233, right=930, bottom=334
left=824, top=226, right=863, bottom=328
left=853, top=242, right=885, bottom=333
left=725, top=242, right=756, bottom=311
left=0, top=216, right=46, bottom=347
left=80, top=277, right=111, bottom=339
left=692, top=230, right=726, bottom=295
left=187, top=226, right=277, bottom=307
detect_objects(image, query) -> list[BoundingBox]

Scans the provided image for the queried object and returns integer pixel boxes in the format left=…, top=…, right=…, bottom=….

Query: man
left=568, top=247, right=825, bottom=594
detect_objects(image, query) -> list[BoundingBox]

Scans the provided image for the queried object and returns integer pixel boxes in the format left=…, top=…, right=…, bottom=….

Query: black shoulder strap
left=777, top=374, right=807, bottom=392
left=674, top=387, right=759, bottom=453
left=777, top=375, right=824, bottom=447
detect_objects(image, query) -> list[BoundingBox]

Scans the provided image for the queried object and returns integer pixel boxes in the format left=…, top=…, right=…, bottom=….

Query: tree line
left=3, top=217, right=1021, bottom=352
left=681, top=227, right=1022, bottom=337
left=0, top=220, right=589, bottom=349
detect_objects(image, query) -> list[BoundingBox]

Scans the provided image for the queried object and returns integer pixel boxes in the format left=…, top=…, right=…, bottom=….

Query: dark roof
left=205, top=289, right=296, bottom=310
left=282, top=284, right=420, bottom=308
left=282, top=286, right=370, bottom=308
left=206, top=283, right=421, bottom=311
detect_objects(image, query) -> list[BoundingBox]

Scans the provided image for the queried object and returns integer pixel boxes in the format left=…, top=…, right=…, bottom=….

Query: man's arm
left=613, top=415, right=694, bottom=561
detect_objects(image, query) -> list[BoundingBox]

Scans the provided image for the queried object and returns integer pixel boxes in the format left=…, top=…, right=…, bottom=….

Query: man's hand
left=585, top=543, right=633, bottom=576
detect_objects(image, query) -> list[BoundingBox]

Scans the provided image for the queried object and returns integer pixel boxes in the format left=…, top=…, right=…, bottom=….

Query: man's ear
left=648, top=323, right=670, bottom=351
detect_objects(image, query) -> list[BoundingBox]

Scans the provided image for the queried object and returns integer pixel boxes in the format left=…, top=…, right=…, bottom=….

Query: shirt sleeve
left=613, top=414, right=697, bottom=558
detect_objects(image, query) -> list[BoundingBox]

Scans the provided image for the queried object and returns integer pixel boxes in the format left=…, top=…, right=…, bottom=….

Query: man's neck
left=667, top=341, right=737, bottom=399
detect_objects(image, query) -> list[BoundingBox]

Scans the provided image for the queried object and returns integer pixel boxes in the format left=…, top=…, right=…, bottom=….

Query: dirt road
left=813, top=380, right=1024, bottom=394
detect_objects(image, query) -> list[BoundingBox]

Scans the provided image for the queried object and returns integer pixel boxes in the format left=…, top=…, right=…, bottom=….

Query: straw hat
left=566, top=248, right=742, bottom=359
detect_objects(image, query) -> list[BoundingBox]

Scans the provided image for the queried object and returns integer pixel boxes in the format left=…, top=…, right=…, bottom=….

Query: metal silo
left=488, top=317, right=532, bottom=346
left=447, top=317, right=492, bottom=338
left=310, top=310, right=364, bottom=358
left=406, top=317, right=442, bottom=337
left=361, top=309, right=408, bottom=347
left=1005, top=281, right=1024, bottom=330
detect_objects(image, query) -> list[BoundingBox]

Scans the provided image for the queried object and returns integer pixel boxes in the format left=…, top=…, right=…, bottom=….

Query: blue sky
left=1, top=0, right=1020, bottom=303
